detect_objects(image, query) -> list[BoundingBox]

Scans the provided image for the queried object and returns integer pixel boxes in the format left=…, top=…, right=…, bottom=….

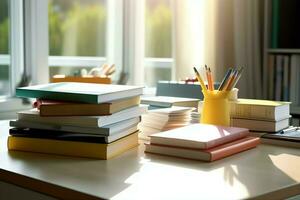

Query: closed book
left=34, top=96, right=140, bottom=116
left=17, top=105, right=147, bottom=128
left=7, top=132, right=139, bottom=159
left=141, top=96, right=199, bottom=108
left=231, top=117, right=290, bottom=132
left=268, top=55, right=275, bottom=100
left=275, top=55, right=283, bottom=101
left=10, top=117, right=140, bottom=136
left=9, top=125, right=138, bottom=143
left=261, top=128, right=300, bottom=148
left=148, top=124, right=249, bottom=149
left=230, top=99, right=290, bottom=121
left=289, top=55, right=300, bottom=106
left=16, top=82, right=143, bottom=104
left=282, top=56, right=290, bottom=101
left=145, top=137, right=260, bottom=162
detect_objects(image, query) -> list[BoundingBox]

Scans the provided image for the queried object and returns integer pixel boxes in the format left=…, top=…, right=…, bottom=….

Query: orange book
left=145, top=136, right=260, bottom=162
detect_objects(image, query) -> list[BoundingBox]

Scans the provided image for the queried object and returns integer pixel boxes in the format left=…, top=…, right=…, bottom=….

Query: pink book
left=149, top=123, right=249, bottom=149
left=145, top=136, right=260, bottom=162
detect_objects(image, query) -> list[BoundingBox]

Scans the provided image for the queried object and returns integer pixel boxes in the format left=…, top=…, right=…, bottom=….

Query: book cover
left=145, top=137, right=260, bottom=162
left=16, top=82, right=143, bottom=104
left=231, top=117, right=290, bottom=132
left=268, top=55, right=275, bottom=100
left=230, top=98, right=290, bottom=121
left=35, top=96, right=140, bottom=116
left=275, top=55, right=283, bottom=101
left=149, top=124, right=249, bottom=149
left=18, top=105, right=147, bottom=128
left=141, top=96, right=199, bottom=108
left=10, top=117, right=141, bottom=136
left=9, top=125, right=138, bottom=144
left=7, top=132, right=139, bottom=159
left=282, top=56, right=290, bottom=101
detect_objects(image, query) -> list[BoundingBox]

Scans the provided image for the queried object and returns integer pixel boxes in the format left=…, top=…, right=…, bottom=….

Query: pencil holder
left=200, top=90, right=230, bottom=126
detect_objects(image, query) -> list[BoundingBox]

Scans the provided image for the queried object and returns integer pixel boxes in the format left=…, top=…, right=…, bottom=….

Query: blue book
left=16, top=82, right=143, bottom=104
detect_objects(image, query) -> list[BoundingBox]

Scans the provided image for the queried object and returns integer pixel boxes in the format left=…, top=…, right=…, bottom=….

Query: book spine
left=209, top=137, right=260, bottom=161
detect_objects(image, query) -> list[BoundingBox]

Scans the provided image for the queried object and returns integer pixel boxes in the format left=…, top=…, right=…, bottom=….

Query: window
left=144, top=0, right=173, bottom=87
left=0, top=0, right=10, bottom=96
left=48, top=0, right=107, bottom=78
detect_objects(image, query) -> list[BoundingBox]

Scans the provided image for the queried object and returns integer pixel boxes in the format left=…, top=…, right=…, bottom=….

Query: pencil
left=218, top=68, right=232, bottom=91
left=205, top=65, right=211, bottom=90
left=225, top=69, right=238, bottom=91
left=208, top=67, right=214, bottom=90
left=230, top=67, right=244, bottom=89
left=193, top=67, right=207, bottom=92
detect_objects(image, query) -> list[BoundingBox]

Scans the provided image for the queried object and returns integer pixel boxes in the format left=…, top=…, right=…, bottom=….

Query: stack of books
left=145, top=123, right=260, bottom=162
left=139, top=106, right=193, bottom=140
left=230, top=99, right=291, bottom=132
left=8, top=82, right=146, bottom=159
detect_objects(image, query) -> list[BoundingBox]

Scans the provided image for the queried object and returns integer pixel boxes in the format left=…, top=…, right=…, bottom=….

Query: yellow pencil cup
left=200, top=90, right=230, bottom=126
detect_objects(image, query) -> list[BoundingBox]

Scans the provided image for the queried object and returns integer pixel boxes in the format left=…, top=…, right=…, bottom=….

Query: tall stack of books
left=8, top=82, right=146, bottom=159
left=139, top=106, right=194, bottom=140
left=145, top=124, right=260, bottom=162
left=230, top=99, right=291, bottom=133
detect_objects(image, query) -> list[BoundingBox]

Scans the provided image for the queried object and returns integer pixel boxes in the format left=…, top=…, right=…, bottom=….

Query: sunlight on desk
left=270, top=154, right=300, bottom=182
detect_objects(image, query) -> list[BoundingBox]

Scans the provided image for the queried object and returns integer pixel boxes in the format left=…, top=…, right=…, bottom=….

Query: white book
left=231, top=117, right=290, bottom=132
left=10, top=117, right=141, bottom=136
left=141, top=96, right=199, bottom=108
left=17, top=105, right=147, bottom=128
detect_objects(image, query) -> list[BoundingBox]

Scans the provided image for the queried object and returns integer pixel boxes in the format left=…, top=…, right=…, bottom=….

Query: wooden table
left=1, top=120, right=300, bottom=200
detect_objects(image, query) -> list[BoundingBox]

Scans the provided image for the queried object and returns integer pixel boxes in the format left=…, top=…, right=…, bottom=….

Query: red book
left=145, top=136, right=260, bottom=162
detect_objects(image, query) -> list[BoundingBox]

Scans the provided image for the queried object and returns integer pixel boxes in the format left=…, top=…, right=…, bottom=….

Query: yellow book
left=8, top=132, right=139, bottom=159
left=230, top=99, right=291, bottom=121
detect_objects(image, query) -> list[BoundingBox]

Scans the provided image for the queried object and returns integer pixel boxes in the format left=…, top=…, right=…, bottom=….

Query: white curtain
left=173, top=0, right=264, bottom=99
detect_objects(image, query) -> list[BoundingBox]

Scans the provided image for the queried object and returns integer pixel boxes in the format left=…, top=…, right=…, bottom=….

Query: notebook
left=149, top=123, right=249, bottom=149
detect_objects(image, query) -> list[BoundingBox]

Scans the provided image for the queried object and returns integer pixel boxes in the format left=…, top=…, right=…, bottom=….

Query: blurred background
left=0, top=0, right=299, bottom=113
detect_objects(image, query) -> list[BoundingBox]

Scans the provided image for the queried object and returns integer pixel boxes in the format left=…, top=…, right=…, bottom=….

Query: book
left=145, top=137, right=260, bottom=162
left=10, top=117, right=140, bottom=136
left=141, top=96, right=199, bottom=108
left=34, top=96, right=140, bottom=116
left=275, top=55, right=283, bottom=101
left=17, top=105, right=147, bottom=128
left=282, top=56, right=290, bottom=101
left=16, top=82, right=143, bottom=104
left=231, top=117, right=290, bottom=132
left=7, top=131, right=139, bottom=159
left=268, top=55, right=275, bottom=100
left=290, top=55, right=300, bottom=106
left=139, top=106, right=193, bottom=140
left=148, top=124, right=249, bottom=149
left=9, top=125, right=138, bottom=144
left=261, top=129, right=300, bottom=148
left=230, top=99, right=290, bottom=121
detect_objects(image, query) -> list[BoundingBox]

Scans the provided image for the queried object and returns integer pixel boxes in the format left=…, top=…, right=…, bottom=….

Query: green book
left=271, top=0, right=280, bottom=48
left=16, top=82, right=143, bottom=104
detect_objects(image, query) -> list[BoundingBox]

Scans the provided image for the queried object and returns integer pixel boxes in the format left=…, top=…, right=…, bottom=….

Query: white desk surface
left=1, top=120, right=300, bottom=200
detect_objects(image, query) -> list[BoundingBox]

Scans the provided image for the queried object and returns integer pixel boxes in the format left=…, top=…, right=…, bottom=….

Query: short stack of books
left=139, top=106, right=194, bottom=140
left=8, top=82, right=146, bottom=159
left=230, top=99, right=291, bottom=133
left=145, top=123, right=260, bottom=161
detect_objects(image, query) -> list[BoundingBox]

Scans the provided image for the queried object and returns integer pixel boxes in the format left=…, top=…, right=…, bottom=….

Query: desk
left=1, top=120, right=300, bottom=200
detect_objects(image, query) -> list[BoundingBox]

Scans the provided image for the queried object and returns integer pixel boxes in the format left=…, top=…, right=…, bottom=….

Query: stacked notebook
left=9, top=82, right=146, bottom=159
left=139, top=106, right=193, bottom=140
left=145, top=124, right=260, bottom=161
left=230, top=99, right=291, bottom=132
